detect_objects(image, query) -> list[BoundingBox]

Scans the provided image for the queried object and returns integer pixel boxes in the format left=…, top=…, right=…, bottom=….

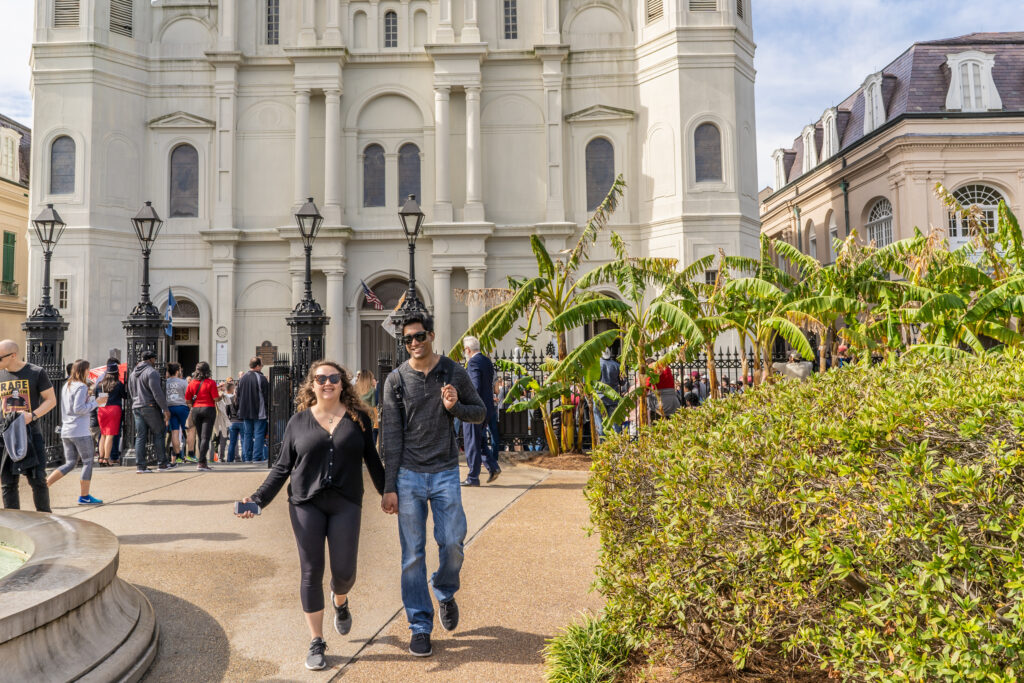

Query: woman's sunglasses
left=402, top=331, right=429, bottom=346
left=313, top=373, right=342, bottom=385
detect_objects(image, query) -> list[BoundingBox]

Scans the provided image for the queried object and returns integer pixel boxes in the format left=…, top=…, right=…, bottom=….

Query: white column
left=399, top=0, right=411, bottom=51
left=432, top=267, right=452, bottom=353
left=540, top=53, right=567, bottom=222
left=325, top=270, right=346, bottom=361
left=466, top=267, right=486, bottom=328
left=299, top=0, right=317, bottom=46
left=433, top=86, right=453, bottom=222
left=324, top=89, right=343, bottom=223
left=294, top=89, right=311, bottom=205
left=325, top=0, right=343, bottom=44
left=542, top=0, right=561, bottom=44
left=385, top=151, right=399, bottom=208
left=464, top=85, right=484, bottom=222
left=344, top=131, right=358, bottom=222
left=345, top=305, right=359, bottom=370
left=291, top=270, right=304, bottom=307
left=218, top=0, right=236, bottom=49
left=462, top=0, right=480, bottom=42
left=368, top=1, right=380, bottom=51
left=437, top=0, right=454, bottom=42
left=212, top=61, right=239, bottom=229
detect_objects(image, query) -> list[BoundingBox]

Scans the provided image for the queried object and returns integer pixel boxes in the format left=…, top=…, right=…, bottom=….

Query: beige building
left=0, top=115, right=30, bottom=346
left=761, top=32, right=1024, bottom=262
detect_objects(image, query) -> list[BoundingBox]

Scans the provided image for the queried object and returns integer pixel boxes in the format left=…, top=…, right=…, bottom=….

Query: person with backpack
left=380, top=312, right=486, bottom=658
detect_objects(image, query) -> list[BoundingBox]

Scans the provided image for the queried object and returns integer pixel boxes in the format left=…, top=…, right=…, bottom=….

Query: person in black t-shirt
left=0, top=339, right=57, bottom=512
left=237, top=360, right=385, bottom=671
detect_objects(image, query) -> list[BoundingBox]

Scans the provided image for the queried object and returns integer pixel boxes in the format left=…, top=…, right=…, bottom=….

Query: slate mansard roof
left=0, top=113, right=31, bottom=188
left=775, top=32, right=1024, bottom=187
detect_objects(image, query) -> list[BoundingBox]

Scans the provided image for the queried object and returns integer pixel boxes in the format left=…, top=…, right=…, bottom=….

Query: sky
left=0, top=1, right=1021, bottom=188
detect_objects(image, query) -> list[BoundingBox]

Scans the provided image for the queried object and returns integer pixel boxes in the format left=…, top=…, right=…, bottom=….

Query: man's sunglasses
left=402, top=331, right=429, bottom=346
left=313, top=373, right=342, bottom=385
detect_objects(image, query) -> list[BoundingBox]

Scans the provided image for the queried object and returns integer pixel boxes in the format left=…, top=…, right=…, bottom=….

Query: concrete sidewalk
left=14, top=460, right=600, bottom=681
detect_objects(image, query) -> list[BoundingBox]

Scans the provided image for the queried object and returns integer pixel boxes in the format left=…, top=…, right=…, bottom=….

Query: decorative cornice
left=148, top=111, right=216, bottom=129
left=565, top=104, right=636, bottom=122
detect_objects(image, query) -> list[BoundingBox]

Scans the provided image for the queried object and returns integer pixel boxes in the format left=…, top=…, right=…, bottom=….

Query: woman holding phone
left=47, top=359, right=107, bottom=504
left=236, top=360, right=385, bottom=671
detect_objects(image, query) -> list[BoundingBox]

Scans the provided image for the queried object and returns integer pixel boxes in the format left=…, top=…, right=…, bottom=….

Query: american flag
left=361, top=280, right=384, bottom=310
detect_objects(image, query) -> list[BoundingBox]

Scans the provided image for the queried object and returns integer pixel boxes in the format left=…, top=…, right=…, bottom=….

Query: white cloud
left=0, top=3, right=33, bottom=125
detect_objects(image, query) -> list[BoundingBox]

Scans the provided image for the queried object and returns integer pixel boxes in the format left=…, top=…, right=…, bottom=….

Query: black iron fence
left=267, top=358, right=293, bottom=468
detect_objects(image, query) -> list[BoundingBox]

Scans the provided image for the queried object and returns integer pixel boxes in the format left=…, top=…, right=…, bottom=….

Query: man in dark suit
left=236, top=356, right=271, bottom=462
left=460, top=336, right=499, bottom=486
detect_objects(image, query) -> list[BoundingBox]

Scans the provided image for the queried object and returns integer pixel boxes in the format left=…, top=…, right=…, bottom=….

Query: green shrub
left=544, top=614, right=631, bottom=683
left=588, top=352, right=1024, bottom=680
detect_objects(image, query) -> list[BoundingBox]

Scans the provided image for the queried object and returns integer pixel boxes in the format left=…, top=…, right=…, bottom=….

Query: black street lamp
left=393, top=195, right=428, bottom=362
left=22, top=203, right=69, bottom=373
left=122, top=201, right=167, bottom=370
left=286, top=198, right=330, bottom=392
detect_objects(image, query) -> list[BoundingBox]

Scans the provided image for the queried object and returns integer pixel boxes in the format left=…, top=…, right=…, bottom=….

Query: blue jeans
left=397, top=467, right=467, bottom=634
left=227, top=422, right=243, bottom=462
left=241, top=418, right=267, bottom=462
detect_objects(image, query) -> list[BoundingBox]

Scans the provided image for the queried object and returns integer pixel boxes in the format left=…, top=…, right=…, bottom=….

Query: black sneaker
left=409, top=632, right=432, bottom=657
left=439, top=598, right=459, bottom=632
left=487, top=468, right=501, bottom=483
left=331, top=591, right=352, bottom=635
left=305, top=637, right=327, bottom=670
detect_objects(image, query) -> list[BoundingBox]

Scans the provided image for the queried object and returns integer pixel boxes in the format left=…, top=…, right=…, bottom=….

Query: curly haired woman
left=236, top=360, right=385, bottom=671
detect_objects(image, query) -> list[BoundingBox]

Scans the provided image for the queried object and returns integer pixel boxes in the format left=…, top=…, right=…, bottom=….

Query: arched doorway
left=359, top=278, right=425, bottom=373
left=163, top=297, right=200, bottom=376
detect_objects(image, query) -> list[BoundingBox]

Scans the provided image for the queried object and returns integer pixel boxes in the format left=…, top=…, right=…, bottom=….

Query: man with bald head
left=0, top=340, right=57, bottom=511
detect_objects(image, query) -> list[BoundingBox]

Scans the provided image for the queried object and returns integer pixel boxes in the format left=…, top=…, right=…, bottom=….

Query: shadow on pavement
left=137, top=586, right=230, bottom=683
left=119, top=532, right=245, bottom=545
left=352, top=625, right=548, bottom=669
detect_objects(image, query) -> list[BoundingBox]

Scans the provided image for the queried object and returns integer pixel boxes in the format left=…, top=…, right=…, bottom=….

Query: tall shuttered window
left=363, top=144, right=385, bottom=207
left=55, top=279, right=68, bottom=309
left=646, top=0, right=663, bottom=22
left=50, top=136, right=76, bottom=195
left=398, top=144, right=421, bottom=206
left=54, top=0, right=79, bottom=27
left=689, top=0, right=717, bottom=10
left=585, top=137, right=615, bottom=212
left=2, top=233, right=14, bottom=284
left=736, top=0, right=744, bottom=19
left=384, top=11, right=398, bottom=48
left=169, top=144, right=199, bottom=218
left=266, top=0, right=280, bottom=45
left=503, top=0, right=518, bottom=39
left=110, top=0, right=132, bottom=37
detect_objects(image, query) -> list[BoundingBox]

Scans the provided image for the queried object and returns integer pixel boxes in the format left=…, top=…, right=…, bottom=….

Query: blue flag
left=165, top=289, right=176, bottom=337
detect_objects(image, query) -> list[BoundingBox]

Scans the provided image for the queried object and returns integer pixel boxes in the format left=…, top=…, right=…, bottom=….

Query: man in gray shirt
left=128, top=350, right=170, bottom=472
left=380, top=312, right=485, bottom=658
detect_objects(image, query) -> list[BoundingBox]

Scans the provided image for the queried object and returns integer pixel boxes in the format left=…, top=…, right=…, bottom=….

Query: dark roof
left=776, top=32, right=1024, bottom=186
left=0, top=113, right=31, bottom=187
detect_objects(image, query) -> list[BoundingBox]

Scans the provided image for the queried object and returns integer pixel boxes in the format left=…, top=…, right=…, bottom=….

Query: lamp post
left=286, top=197, right=330, bottom=392
left=393, top=195, right=428, bottom=363
left=22, top=203, right=69, bottom=375
left=122, top=201, right=167, bottom=370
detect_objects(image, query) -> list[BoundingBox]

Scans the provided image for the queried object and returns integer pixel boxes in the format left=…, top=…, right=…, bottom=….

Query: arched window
left=806, top=220, right=817, bottom=259
left=398, top=143, right=420, bottom=205
left=363, top=144, right=385, bottom=207
left=50, top=135, right=76, bottom=195
left=413, top=10, right=428, bottom=47
left=353, top=11, right=367, bottom=49
left=694, top=123, right=723, bottom=182
left=948, top=184, right=1004, bottom=241
left=866, top=198, right=893, bottom=247
left=169, top=144, right=199, bottom=218
left=585, top=137, right=615, bottom=211
left=384, top=11, right=398, bottom=48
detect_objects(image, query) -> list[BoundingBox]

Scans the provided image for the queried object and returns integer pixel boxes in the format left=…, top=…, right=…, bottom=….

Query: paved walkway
left=16, top=460, right=601, bottom=681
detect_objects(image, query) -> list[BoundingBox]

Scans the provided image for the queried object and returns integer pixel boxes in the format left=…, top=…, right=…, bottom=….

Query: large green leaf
left=449, top=277, right=546, bottom=358
left=530, top=234, right=555, bottom=279
left=649, top=301, right=706, bottom=348
left=724, top=277, right=783, bottom=300
left=548, top=329, right=621, bottom=383
left=965, top=276, right=1024, bottom=324
left=763, top=316, right=815, bottom=360
left=548, top=298, right=632, bottom=332
left=914, top=293, right=967, bottom=323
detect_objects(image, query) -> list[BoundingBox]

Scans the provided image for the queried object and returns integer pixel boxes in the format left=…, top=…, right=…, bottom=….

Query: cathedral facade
left=29, top=0, right=759, bottom=375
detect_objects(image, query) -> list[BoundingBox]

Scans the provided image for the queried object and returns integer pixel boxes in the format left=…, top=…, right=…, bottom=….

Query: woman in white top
left=47, top=359, right=108, bottom=505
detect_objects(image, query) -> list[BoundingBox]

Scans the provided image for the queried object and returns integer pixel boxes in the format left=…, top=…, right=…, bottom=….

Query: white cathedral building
left=28, top=0, right=759, bottom=375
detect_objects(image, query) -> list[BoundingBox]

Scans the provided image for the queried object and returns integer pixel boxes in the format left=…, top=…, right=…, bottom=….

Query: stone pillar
left=437, top=0, right=454, bottom=42
left=324, top=89, right=343, bottom=223
left=212, top=59, right=239, bottom=229
left=299, top=0, right=317, bottom=46
left=399, top=0, right=411, bottom=51
left=325, top=270, right=346, bottom=361
left=291, top=270, right=304, bottom=308
left=344, top=131, right=358, bottom=221
left=385, top=151, right=399, bottom=208
left=294, top=89, right=311, bottom=206
left=466, top=267, right=486, bottom=328
left=462, top=0, right=480, bottom=42
left=218, top=0, right=236, bottom=49
left=542, top=0, right=561, bottom=44
left=345, top=305, right=358, bottom=371
left=432, top=267, right=452, bottom=353
left=367, top=0, right=380, bottom=51
left=539, top=49, right=568, bottom=223
left=434, top=86, right=453, bottom=222
left=464, top=85, right=484, bottom=222
left=325, top=0, right=343, bottom=44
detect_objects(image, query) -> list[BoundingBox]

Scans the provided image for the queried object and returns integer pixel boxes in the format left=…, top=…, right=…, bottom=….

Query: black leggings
left=191, top=407, right=216, bottom=465
left=289, top=489, right=362, bottom=613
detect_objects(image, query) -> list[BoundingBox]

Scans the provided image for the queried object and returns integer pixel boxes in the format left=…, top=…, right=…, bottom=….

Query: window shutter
left=110, top=0, right=133, bottom=37
left=689, top=0, right=717, bottom=10
left=54, top=0, right=79, bottom=28
left=646, top=0, right=663, bottom=23
left=1, top=232, right=14, bottom=284
left=736, top=0, right=744, bottom=19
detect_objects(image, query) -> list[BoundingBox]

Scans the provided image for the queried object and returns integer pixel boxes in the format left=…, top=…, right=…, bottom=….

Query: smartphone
left=234, top=501, right=261, bottom=515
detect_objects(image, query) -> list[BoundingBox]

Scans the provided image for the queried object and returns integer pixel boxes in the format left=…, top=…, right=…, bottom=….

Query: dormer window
left=862, top=73, right=885, bottom=134
left=771, top=149, right=786, bottom=189
left=801, top=125, right=817, bottom=173
left=945, top=51, right=1002, bottom=112
left=821, top=107, right=838, bottom=159
left=0, top=128, right=19, bottom=183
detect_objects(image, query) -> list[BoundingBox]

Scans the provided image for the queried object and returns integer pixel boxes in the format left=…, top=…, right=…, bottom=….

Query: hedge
left=586, top=352, right=1024, bottom=680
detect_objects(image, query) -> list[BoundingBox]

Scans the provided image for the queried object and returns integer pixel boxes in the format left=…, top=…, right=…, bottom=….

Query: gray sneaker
left=305, top=637, right=327, bottom=670
left=331, top=591, right=352, bottom=635
left=409, top=632, right=432, bottom=657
